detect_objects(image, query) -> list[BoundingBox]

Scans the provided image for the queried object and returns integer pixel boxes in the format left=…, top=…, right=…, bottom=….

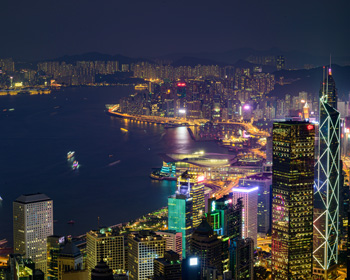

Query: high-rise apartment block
left=13, top=193, right=53, bottom=274
left=271, top=121, right=314, bottom=279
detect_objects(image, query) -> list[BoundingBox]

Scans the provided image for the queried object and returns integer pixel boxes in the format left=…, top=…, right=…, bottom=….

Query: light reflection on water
left=0, top=86, right=228, bottom=243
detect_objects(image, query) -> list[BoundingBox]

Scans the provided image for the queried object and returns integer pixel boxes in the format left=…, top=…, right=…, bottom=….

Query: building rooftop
left=130, top=230, right=164, bottom=242
left=273, top=120, right=310, bottom=125
left=15, top=193, right=51, bottom=204
left=160, top=152, right=235, bottom=168
left=243, top=172, right=272, bottom=181
left=60, top=242, right=81, bottom=258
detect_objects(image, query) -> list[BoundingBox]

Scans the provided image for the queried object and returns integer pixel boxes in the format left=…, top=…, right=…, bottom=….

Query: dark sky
left=1, top=0, right=350, bottom=60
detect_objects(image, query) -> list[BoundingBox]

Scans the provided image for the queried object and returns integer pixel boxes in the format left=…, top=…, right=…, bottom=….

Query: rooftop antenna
left=322, top=66, right=325, bottom=97
left=98, top=216, right=100, bottom=228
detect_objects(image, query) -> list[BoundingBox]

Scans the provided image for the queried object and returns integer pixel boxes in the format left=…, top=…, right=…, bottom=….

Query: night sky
left=1, top=0, right=350, bottom=60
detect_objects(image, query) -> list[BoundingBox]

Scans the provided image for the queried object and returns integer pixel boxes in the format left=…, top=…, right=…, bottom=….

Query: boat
left=72, top=161, right=79, bottom=170
left=67, top=220, right=75, bottom=224
left=67, top=151, right=75, bottom=159
left=120, top=128, right=128, bottom=132
left=0, top=196, right=2, bottom=201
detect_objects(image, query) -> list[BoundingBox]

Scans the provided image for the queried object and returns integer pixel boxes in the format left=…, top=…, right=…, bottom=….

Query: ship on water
left=72, top=161, right=79, bottom=170
left=67, top=151, right=75, bottom=159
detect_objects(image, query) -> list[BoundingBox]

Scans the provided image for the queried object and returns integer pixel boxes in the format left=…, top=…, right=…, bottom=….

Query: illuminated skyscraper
left=239, top=173, right=272, bottom=234
left=13, top=193, right=53, bottom=274
left=168, top=182, right=193, bottom=259
left=232, top=186, right=258, bottom=247
left=271, top=121, right=315, bottom=279
left=178, top=171, right=205, bottom=228
left=86, top=228, right=125, bottom=277
left=47, top=235, right=65, bottom=280
left=128, top=230, right=165, bottom=280
left=207, top=194, right=242, bottom=239
left=155, top=230, right=182, bottom=260
left=230, top=238, right=254, bottom=280
left=313, top=68, right=340, bottom=279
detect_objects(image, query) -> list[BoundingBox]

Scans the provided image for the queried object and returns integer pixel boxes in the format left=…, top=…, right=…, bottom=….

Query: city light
left=232, top=187, right=258, bottom=193
left=307, top=125, right=313, bottom=130
left=178, top=109, right=186, bottom=114
left=189, top=257, right=198, bottom=266
left=177, top=82, right=186, bottom=87
left=197, top=175, right=205, bottom=182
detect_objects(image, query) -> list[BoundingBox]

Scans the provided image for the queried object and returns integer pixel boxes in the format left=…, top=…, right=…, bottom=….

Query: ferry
left=120, top=128, right=128, bottom=132
left=72, top=161, right=79, bottom=170
left=67, top=151, right=75, bottom=159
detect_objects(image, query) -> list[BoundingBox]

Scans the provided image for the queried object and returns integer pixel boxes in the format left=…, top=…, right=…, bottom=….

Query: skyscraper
left=155, top=230, right=182, bottom=260
left=230, top=238, right=254, bottom=280
left=189, top=219, right=223, bottom=276
left=13, top=193, right=53, bottom=274
left=313, top=68, right=340, bottom=279
left=86, top=228, right=125, bottom=277
left=271, top=121, right=314, bottom=279
left=178, top=171, right=205, bottom=229
left=128, top=230, right=166, bottom=280
left=239, top=173, right=272, bottom=234
left=168, top=181, right=193, bottom=259
left=153, top=251, right=182, bottom=280
left=232, top=186, right=258, bottom=247
left=47, top=235, right=65, bottom=280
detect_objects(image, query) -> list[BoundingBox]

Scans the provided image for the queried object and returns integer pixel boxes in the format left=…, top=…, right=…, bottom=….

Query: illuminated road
left=108, top=107, right=270, bottom=138
left=218, top=120, right=270, bottom=137
left=213, top=177, right=242, bottom=199
left=108, top=108, right=207, bottom=126
left=252, top=148, right=267, bottom=159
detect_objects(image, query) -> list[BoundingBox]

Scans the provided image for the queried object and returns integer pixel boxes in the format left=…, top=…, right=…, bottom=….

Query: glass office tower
left=271, top=121, right=315, bottom=279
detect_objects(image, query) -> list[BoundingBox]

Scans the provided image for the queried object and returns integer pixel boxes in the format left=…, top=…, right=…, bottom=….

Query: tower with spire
left=313, top=64, right=341, bottom=279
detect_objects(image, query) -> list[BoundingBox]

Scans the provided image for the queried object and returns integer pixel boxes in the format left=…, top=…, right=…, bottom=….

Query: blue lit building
left=168, top=182, right=193, bottom=259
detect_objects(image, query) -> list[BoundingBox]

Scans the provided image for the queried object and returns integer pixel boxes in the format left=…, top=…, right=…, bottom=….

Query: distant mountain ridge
left=270, top=64, right=350, bottom=99
left=157, top=47, right=350, bottom=68
left=36, top=48, right=350, bottom=69
left=45, top=52, right=150, bottom=65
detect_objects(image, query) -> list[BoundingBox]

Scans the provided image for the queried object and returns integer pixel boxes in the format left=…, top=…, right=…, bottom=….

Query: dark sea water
left=0, top=86, right=228, bottom=244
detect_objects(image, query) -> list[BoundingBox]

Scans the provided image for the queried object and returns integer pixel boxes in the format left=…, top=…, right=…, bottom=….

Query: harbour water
left=0, top=86, right=229, bottom=243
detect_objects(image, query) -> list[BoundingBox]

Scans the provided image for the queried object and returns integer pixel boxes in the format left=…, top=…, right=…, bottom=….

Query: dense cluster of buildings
left=0, top=60, right=350, bottom=280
